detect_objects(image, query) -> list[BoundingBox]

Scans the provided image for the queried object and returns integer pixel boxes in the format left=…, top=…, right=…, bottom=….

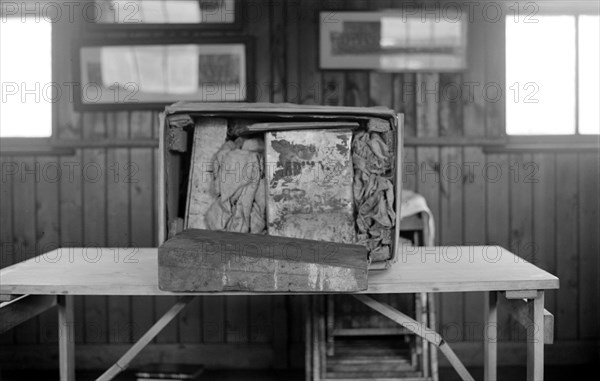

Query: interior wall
left=0, top=0, right=598, bottom=370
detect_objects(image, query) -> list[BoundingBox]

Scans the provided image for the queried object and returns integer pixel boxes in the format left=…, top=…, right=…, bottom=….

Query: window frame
left=504, top=1, right=600, bottom=139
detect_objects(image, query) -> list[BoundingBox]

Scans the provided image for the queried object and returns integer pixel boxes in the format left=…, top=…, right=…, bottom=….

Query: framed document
left=74, top=37, right=252, bottom=110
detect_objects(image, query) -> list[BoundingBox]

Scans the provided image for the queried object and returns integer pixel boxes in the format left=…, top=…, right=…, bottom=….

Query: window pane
left=0, top=18, right=52, bottom=138
left=579, top=15, right=600, bottom=134
left=506, top=16, right=576, bottom=135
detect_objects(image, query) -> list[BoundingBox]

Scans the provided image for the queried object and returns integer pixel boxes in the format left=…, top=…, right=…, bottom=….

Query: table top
left=0, top=246, right=558, bottom=296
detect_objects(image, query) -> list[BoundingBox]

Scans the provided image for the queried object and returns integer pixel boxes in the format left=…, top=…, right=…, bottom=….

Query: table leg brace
left=96, top=296, right=194, bottom=381
left=353, top=294, right=474, bottom=381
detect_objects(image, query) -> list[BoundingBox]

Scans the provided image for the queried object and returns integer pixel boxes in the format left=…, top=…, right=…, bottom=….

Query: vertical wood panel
left=82, top=112, right=108, bottom=344
left=247, top=0, right=271, bottom=102
left=298, top=0, right=320, bottom=104
left=322, top=72, right=345, bottom=106
left=485, top=154, right=511, bottom=340
left=439, top=73, right=463, bottom=137
left=463, top=10, right=486, bottom=137
left=285, top=0, right=299, bottom=103
left=36, top=156, right=60, bottom=344
left=439, top=147, right=464, bottom=341
left=393, top=73, right=417, bottom=137
left=463, top=147, right=486, bottom=341
left=532, top=153, right=557, bottom=315
left=555, top=153, right=579, bottom=340
left=509, top=153, right=534, bottom=341
left=12, top=157, right=38, bottom=344
left=226, top=296, right=249, bottom=343
left=484, top=12, right=506, bottom=137
left=106, top=111, right=132, bottom=344
left=578, top=153, right=600, bottom=339
left=59, top=150, right=85, bottom=343
left=344, top=72, right=369, bottom=107
left=270, top=0, right=286, bottom=103
left=0, top=156, right=15, bottom=344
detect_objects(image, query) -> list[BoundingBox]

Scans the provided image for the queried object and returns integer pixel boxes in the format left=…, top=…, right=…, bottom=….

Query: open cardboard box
left=157, top=103, right=403, bottom=287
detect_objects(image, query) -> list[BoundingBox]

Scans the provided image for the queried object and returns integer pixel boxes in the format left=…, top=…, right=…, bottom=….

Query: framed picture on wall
left=319, top=11, right=467, bottom=71
left=88, top=0, right=241, bottom=30
left=73, top=37, right=252, bottom=110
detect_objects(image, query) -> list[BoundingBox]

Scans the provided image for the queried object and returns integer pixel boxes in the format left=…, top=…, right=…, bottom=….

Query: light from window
left=0, top=18, right=52, bottom=138
left=506, top=16, right=576, bottom=135
left=578, top=16, right=600, bottom=135
left=506, top=14, right=600, bottom=135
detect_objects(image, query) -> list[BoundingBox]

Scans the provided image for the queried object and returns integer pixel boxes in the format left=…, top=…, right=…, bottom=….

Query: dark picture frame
left=73, top=36, right=253, bottom=111
left=319, top=11, right=468, bottom=72
left=86, top=0, right=242, bottom=31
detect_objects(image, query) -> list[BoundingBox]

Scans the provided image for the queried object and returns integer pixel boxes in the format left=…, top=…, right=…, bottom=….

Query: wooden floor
left=0, top=366, right=594, bottom=381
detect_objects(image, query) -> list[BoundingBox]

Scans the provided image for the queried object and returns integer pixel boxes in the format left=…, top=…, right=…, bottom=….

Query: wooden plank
left=505, top=290, right=539, bottom=300
left=247, top=0, right=271, bottom=102
left=297, top=0, right=320, bottom=104
left=0, top=156, right=15, bottom=344
left=416, top=73, right=439, bottom=138
left=285, top=0, right=299, bottom=103
left=484, top=10, right=506, bottom=137
left=178, top=295, right=202, bottom=344
left=97, top=296, right=193, bottom=381
left=555, top=153, right=579, bottom=340
left=0, top=295, right=56, bottom=334
left=57, top=295, right=75, bottom=381
left=438, top=73, right=463, bottom=137
left=0, top=246, right=559, bottom=296
left=36, top=155, right=60, bottom=344
left=226, top=296, right=249, bottom=343
left=82, top=112, right=108, bottom=345
left=526, top=293, right=544, bottom=381
left=369, top=72, right=393, bottom=108
left=393, top=73, right=417, bottom=137
left=344, top=72, right=369, bottom=107
left=12, top=156, right=38, bottom=344
left=322, top=72, right=345, bottom=106
left=403, top=147, right=417, bottom=192
left=105, top=111, right=132, bottom=344
left=439, top=147, right=464, bottom=341
left=532, top=153, right=557, bottom=317
left=485, top=153, right=511, bottom=340
left=203, top=296, right=225, bottom=343
left=270, top=0, right=286, bottom=103
left=130, top=111, right=158, bottom=343
left=158, top=229, right=368, bottom=292
left=463, top=147, right=486, bottom=342
left=578, top=153, right=599, bottom=339
left=241, top=121, right=359, bottom=135
left=59, top=149, right=85, bottom=344
left=184, top=118, right=228, bottom=229
left=509, top=153, right=534, bottom=340
left=249, top=296, right=273, bottom=343
left=462, top=10, right=486, bottom=137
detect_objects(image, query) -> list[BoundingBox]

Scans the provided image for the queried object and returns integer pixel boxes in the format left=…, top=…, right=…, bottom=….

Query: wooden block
left=185, top=118, right=228, bottom=229
left=504, top=290, right=539, bottom=299
left=265, top=129, right=355, bottom=243
left=239, top=121, right=359, bottom=136
left=158, top=229, right=368, bottom=292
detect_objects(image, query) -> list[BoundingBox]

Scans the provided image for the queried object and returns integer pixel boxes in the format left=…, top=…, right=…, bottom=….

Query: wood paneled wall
left=1, top=0, right=598, bottom=370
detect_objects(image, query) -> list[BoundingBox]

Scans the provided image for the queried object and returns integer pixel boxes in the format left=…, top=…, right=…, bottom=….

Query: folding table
left=0, top=245, right=558, bottom=381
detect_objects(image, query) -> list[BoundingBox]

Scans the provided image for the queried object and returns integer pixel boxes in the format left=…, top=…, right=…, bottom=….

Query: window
left=0, top=17, right=53, bottom=138
left=506, top=14, right=599, bottom=135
